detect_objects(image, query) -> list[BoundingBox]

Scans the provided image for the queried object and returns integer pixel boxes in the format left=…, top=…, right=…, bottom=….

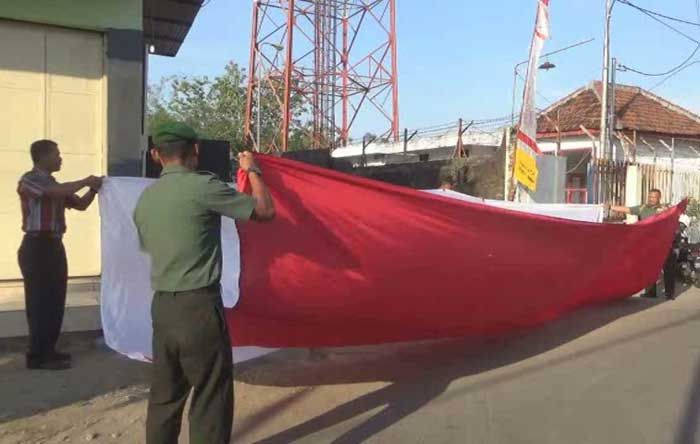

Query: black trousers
left=146, top=285, right=233, bottom=444
left=645, top=249, right=677, bottom=299
left=17, top=235, right=68, bottom=361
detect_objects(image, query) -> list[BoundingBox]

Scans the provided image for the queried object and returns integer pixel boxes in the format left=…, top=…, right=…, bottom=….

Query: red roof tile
left=537, top=81, right=700, bottom=137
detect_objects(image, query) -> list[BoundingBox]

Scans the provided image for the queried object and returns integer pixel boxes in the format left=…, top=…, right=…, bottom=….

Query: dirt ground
left=2, top=292, right=700, bottom=444
left=0, top=331, right=453, bottom=444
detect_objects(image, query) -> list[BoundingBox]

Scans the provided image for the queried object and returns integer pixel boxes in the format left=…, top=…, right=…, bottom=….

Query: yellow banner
left=514, top=147, right=538, bottom=191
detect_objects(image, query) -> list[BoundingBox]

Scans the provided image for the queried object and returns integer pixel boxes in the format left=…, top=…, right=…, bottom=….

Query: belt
left=24, top=232, right=63, bottom=240
left=155, top=283, right=221, bottom=296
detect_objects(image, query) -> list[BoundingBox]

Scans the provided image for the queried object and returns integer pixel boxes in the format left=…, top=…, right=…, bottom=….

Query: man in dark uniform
left=17, top=139, right=103, bottom=370
left=133, top=122, right=275, bottom=444
left=609, top=188, right=675, bottom=299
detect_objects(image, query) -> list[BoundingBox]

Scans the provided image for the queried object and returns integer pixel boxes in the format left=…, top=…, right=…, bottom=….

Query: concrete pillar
left=106, top=29, right=145, bottom=176
left=625, top=164, right=642, bottom=224
left=504, top=128, right=513, bottom=201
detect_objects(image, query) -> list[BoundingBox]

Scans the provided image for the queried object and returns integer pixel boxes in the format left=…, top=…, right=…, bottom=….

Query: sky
left=149, top=0, right=700, bottom=136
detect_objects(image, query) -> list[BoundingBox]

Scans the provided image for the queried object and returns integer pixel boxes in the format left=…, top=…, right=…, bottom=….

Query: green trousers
left=146, top=285, right=233, bottom=444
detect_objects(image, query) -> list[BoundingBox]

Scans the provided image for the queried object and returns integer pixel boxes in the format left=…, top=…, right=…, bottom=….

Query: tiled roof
left=537, top=81, right=700, bottom=137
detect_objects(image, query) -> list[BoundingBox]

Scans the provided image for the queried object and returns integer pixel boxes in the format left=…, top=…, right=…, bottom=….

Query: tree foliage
left=146, top=62, right=312, bottom=153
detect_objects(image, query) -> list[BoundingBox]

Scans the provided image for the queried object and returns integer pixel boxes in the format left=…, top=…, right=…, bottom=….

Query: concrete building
left=331, top=129, right=504, bottom=167
left=0, top=1, right=203, bottom=335
left=536, top=82, right=700, bottom=203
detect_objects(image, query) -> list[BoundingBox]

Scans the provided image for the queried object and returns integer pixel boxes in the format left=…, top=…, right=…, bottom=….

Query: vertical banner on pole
left=515, top=0, right=551, bottom=192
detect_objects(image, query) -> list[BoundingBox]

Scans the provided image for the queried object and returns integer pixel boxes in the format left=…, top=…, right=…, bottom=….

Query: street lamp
left=256, top=43, right=284, bottom=151
left=511, top=38, right=595, bottom=126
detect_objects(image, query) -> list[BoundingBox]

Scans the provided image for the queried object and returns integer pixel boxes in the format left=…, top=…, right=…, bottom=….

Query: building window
left=419, top=154, right=429, bottom=162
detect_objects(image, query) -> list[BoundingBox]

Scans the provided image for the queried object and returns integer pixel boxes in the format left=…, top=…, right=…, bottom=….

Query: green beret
left=152, top=121, right=198, bottom=146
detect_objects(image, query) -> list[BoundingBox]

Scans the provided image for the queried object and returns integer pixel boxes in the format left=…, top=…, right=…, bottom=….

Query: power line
left=617, top=0, right=700, bottom=45
left=649, top=59, right=700, bottom=91
left=414, top=121, right=460, bottom=132
left=618, top=0, right=700, bottom=27
left=616, top=0, right=700, bottom=79
left=515, top=70, right=553, bottom=104
left=411, top=115, right=513, bottom=134
left=403, top=115, right=514, bottom=139
left=620, top=44, right=700, bottom=76
left=473, top=115, right=517, bottom=125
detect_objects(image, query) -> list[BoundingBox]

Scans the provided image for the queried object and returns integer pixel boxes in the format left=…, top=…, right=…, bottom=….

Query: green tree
left=145, top=78, right=174, bottom=134
left=146, top=62, right=313, bottom=153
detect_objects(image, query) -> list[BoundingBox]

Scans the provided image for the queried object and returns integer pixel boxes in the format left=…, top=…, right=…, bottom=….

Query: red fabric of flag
left=233, top=155, right=684, bottom=347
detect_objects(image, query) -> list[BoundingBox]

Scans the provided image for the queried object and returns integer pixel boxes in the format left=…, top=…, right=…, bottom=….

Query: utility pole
left=609, top=57, right=617, bottom=160
left=599, top=0, right=614, bottom=160
left=556, top=108, right=561, bottom=157
left=671, top=137, right=675, bottom=203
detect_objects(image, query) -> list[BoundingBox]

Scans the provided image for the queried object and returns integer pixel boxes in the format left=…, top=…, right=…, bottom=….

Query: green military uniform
left=629, top=204, right=666, bottom=221
left=629, top=203, right=675, bottom=298
left=133, top=122, right=256, bottom=444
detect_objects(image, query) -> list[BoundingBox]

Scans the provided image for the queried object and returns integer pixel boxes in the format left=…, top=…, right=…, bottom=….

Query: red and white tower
left=244, top=0, right=400, bottom=152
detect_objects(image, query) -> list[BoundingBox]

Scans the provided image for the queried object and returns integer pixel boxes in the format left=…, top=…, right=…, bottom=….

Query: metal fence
left=674, top=171, right=700, bottom=203
left=639, top=164, right=700, bottom=204
left=588, top=159, right=628, bottom=205
left=587, top=160, right=700, bottom=206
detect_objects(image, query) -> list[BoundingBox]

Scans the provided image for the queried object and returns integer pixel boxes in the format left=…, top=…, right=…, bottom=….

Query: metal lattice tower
left=244, top=0, right=400, bottom=152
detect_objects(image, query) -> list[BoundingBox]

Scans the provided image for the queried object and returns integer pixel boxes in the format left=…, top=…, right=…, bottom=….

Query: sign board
left=515, top=147, right=538, bottom=191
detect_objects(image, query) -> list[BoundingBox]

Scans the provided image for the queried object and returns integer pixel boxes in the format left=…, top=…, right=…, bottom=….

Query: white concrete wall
left=332, top=129, right=503, bottom=158
left=539, top=135, right=700, bottom=170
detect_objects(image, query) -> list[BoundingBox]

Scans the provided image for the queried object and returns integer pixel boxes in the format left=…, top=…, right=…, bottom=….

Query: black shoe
left=49, top=351, right=71, bottom=361
left=26, top=357, right=71, bottom=370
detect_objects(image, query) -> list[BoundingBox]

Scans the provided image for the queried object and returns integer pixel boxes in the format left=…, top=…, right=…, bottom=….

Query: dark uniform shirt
left=630, top=204, right=666, bottom=221
left=133, top=165, right=256, bottom=292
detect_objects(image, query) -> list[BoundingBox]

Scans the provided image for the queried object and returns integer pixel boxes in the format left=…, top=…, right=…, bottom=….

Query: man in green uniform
left=438, top=168, right=455, bottom=191
left=610, top=188, right=667, bottom=221
left=609, top=188, right=675, bottom=299
left=133, top=122, right=275, bottom=444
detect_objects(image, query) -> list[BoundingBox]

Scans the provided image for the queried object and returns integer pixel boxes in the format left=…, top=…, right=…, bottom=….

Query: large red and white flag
left=518, top=0, right=550, bottom=155
left=100, top=155, right=682, bottom=361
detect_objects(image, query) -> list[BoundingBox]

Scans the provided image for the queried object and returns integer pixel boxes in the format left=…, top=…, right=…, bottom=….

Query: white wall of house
left=539, top=135, right=700, bottom=171
left=539, top=136, right=594, bottom=153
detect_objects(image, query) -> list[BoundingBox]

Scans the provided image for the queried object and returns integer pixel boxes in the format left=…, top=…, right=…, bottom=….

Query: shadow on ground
left=0, top=294, right=692, bottom=443
left=234, top=296, right=686, bottom=444
left=0, top=331, right=150, bottom=424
